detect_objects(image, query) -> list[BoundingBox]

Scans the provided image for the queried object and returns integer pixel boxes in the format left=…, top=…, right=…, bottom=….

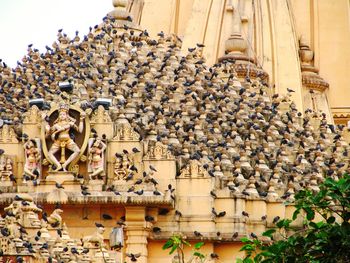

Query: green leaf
left=193, top=251, right=205, bottom=259
left=240, top=237, right=251, bottom=243
left=344, top=212, right=350, bottom=221
left=243, top=258, right=253, bottom=263
left=309, top=222, right=318, bottom=229
left=292, top=209, right=300, bottom=220
left=169, top=245, right=178, bottom=255
left=316, top=221, right=325, bottom=228
left=276, top=219, right=291, bottom=229
left=172, top=236, right=180, bottom=243
left=182, top=240, right=191, bottom=247
left=262, top=229, right=276, bottom=238
left=239, top=244, right=254, bottom=252
left=194, top=241, right=204, bottom=249
left=162, top=240, right=173, bottom=250
left=260, top=251, right=275, bottom=257
left=305, top=208, right=315, bottom=221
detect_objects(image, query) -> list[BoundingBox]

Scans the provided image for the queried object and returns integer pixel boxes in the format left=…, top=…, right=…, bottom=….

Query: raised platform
left=45, top=171, right=75, bottom=185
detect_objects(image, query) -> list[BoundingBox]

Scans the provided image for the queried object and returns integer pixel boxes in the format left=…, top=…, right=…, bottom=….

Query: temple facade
left=0, top=0, right=349, bottom=262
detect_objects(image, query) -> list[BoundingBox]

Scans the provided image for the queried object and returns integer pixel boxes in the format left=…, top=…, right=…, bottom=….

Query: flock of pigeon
left=0, top=12, right=349, bottom=262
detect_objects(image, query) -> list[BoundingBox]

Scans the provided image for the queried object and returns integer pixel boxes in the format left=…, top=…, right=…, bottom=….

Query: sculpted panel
left=41, top=103, right=89, bottom=173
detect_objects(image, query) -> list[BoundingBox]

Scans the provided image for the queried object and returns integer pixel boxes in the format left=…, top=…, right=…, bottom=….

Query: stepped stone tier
left=0, top=0, right=350, bottom=262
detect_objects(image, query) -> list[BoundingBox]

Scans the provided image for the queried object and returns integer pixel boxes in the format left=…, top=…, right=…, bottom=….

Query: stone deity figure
left=0, top=155, right=13, bottom=182
left=88, top=137, right=107, bottom=179
left=23, top=139, right=41, bottom=179
left=114, top=154, right=132, bottom=181
left=44, top=103, right=85, bottom=171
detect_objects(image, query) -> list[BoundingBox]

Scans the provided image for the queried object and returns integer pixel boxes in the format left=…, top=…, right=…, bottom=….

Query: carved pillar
left=299, top=36, right=332, bottom=123
left=125, top=206, right=151, bottom=263
left=219, top=0, right=268, bottom=82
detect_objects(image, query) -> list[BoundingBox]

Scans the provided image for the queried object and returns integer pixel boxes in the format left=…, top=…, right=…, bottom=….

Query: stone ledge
left=0, top=192, right=174, bottom=206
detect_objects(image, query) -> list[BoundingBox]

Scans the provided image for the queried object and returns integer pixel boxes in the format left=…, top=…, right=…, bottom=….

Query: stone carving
left=180, top=160, right=208, bottom=178
left=0, top=125, right=18, bottom=143
left=44, top=103, right=86, bottom=171
left=0, top=198, right=115, bottom=261
left=83, top=224, right=114, bottom=263
left=4, top=194, right=42, bottom=228
left=88, top=137, right=107, bottom=180
left=83, top=225, right=105, bottom=248
left=113, top=113, right=140, bottom=141
left=0, top=153, right=14, bottom=184
left=145, top=141, right=174, bottom=160
left=90, top=105, right=112, bottom=123
left=23, top=139, right=41, bottom=180
left=114, top=124, right=140, bottom=141
left=23, top=105, right=42, bottom=123
left=114, top=153, right=134, bottom=181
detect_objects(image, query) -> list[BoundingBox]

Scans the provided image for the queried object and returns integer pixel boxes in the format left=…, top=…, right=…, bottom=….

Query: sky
left=0, top=0, right=112, bottom=67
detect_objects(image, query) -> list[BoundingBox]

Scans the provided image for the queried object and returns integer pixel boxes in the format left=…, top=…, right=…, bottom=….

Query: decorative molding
left=180, top=160, right=208, bottom=178
left=0, top=125, right=18, bottom=143
left=113, top=124, right=140, bottom=141
left=144, top=141, right=174, bottom=160
left=23, top=105, right=42, bottom=124
left=299, top=38, right=329, bottom=92
left=301, top=73, right=329, bottom=92
left=90, top=105, right=112, bottom=123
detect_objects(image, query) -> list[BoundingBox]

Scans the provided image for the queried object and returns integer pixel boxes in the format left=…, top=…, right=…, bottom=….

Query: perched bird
left=210, top=190, right=217, bottom=198
left=132, top=147, right=140, bottom=153
left=102, top=214, right=113, bottom=220
left=126, top=253, right=141, bottom=262
left=152, top=227, right=161, bottom=233
left=95, top=222, right=104, bottom=228
left=250, top=232, right=258, bottom=239
left=81, top=190, right=91, bottom=196
left=242, top=211, right=249, bottom=217
left=149, top=165, right=157, bottom=172
left=217, top=211, right=226, bottom=217
left=273, top=216, right=280, bottom=224
left=175, top=210, right=182, bottom=217
left=210, top=253, right=219, bottom=259
left=145, top=215, right=154, bottom=222
left=232, top=232, right=239, bottom=239
left=194, top=231, right=203, bottom=237
left=153, top=190, right=161, bottom=195
left=55, top=183, right=64, bottom=189
left=135, top=189, right=144, bottom=195
left=158, top=208, right=169, bottom=215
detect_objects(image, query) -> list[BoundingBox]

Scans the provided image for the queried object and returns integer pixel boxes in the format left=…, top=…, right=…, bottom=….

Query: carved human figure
left=113, top=154, right=132, bottom=181
left=0, top=157, right=13, bottom=182
left=88, top=137, right=107, bottom=179
left=44, top=103, right=85, bottom=171
left=23, top=139, right=41, bottom=179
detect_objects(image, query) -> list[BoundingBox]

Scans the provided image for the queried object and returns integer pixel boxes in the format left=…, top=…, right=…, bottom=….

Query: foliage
left=162, top=234, right=206, bottom=263
left=237, top=174, right=350, bottom=263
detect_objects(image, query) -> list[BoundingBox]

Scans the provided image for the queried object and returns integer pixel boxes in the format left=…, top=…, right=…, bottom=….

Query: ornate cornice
left=0, top=192, right=174, bottom=206
left=301, top=73, right=329, bottom=92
